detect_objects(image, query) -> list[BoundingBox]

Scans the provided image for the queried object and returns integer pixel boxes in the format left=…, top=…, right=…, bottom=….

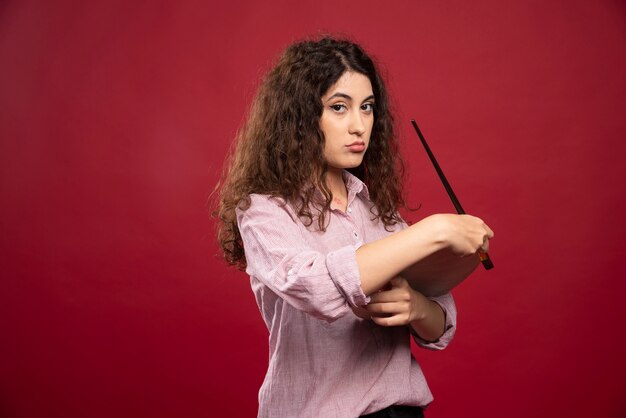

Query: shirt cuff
left=411, top=296, right=456, bottom=350
left=326, top=244, right=370, bottom=308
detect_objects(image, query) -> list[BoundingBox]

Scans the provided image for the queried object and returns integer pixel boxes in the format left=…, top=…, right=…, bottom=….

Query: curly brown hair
left=214, top=36, right=407, bottom=270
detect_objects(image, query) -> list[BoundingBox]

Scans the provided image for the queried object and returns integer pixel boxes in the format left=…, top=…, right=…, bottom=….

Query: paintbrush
left=410, top=119, right=494, bottom=270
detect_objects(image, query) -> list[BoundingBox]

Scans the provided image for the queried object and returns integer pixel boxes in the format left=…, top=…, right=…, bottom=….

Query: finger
left=389, top=276, right=406, bottom=286
left=480, top=235, right=490, bottom=252
left=371, top=313, right=409, bottom=327
left=369, top=289, right=410, bottom=303
left=365, top=302, right=406, bottom=315
left=470, top=215, right=493, bottom=239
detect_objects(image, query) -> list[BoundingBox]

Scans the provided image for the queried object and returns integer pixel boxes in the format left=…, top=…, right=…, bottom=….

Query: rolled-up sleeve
left=237, top=194, right=370, bottom=322
left=411, top=292, right=457, bottom=350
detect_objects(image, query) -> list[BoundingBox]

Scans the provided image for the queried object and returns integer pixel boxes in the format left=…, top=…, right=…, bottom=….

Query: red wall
left=1, top=1, right=625, bottom=417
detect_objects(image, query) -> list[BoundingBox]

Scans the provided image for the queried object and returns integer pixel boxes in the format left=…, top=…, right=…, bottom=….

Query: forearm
left=409, top=294, right=446, bottom=342
left=356, top=219, right=444, bottom=295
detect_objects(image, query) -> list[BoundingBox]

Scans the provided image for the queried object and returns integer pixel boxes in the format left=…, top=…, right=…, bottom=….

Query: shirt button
left=353, top=231, right=359, bottom=238
left=347, top=207, right=352, bottom=213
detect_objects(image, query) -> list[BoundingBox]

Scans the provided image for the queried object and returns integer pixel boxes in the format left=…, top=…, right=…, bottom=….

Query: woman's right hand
left=423, top=213, right=494, bottom=256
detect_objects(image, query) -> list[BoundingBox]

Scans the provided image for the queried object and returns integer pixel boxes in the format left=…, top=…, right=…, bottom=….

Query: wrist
left=409, top=299, right=446, bottom=342
left=409, top=290, right=430, bottom=323
left=412, top=215, right=448, bottom=255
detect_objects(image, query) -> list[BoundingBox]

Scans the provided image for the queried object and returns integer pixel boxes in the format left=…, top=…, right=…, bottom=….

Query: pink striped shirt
left=236, top=171, right=456, bottom=418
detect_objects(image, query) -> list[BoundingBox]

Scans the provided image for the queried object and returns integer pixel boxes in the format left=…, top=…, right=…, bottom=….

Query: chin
left=327, top=156, right=365, bottom=171
left=346, top=156, right=366, bottom=167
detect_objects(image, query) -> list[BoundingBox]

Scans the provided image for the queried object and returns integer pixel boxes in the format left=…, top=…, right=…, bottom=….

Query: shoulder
left=235, top=194, right=298, bottom=224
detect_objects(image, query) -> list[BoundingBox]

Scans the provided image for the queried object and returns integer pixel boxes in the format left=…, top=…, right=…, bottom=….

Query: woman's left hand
left=365, top=276, right=429, bottom=326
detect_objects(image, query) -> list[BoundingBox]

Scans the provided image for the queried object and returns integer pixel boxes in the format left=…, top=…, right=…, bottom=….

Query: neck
left=325, top=168, right=348, bottom=211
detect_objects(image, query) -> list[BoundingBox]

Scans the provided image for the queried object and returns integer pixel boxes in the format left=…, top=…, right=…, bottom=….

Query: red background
left=1, top=1, right=625, bottom=417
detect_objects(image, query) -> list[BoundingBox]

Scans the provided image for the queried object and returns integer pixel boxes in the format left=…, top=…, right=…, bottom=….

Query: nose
left=348, top=110, right=366, bottom=136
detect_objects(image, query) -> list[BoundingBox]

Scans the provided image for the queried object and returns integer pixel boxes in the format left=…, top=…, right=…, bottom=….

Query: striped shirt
left=236, top=171, right=456, bottom=418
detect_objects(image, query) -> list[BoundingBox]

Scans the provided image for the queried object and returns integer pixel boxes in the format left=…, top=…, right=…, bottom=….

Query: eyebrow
left=325, top=93, right=375, bottom=103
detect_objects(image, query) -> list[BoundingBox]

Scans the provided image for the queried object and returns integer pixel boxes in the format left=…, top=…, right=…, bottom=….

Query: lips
left=346, top=141, right=366, bottom=152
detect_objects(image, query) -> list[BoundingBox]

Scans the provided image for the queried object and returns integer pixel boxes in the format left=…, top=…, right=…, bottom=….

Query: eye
left=361, top=103, right=374, bottom=113
left=330, top=104, right=347, bottom=113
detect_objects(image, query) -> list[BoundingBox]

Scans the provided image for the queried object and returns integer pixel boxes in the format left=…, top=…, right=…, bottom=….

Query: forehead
left=322, top=71, right=373, bottom=99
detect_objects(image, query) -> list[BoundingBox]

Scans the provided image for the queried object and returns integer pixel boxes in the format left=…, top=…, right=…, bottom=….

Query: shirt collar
left=342, top=170, right=370, bottom=201
left=310, top=170, right=371, bottom=205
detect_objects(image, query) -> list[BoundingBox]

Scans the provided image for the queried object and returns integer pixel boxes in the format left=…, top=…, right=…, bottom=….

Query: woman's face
left=319, top=71, right=374, bottom=172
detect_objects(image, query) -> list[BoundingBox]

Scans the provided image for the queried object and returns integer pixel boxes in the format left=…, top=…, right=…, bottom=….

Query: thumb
left=390, top=276, right=406, bottom=287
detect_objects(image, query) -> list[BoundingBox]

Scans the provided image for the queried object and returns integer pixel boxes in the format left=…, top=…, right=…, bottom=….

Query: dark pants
left=360, top=405, right=425, bottom=418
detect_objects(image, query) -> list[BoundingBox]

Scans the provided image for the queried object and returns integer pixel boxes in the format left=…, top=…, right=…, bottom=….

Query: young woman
left=215, top=36, right=493, bottom=418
